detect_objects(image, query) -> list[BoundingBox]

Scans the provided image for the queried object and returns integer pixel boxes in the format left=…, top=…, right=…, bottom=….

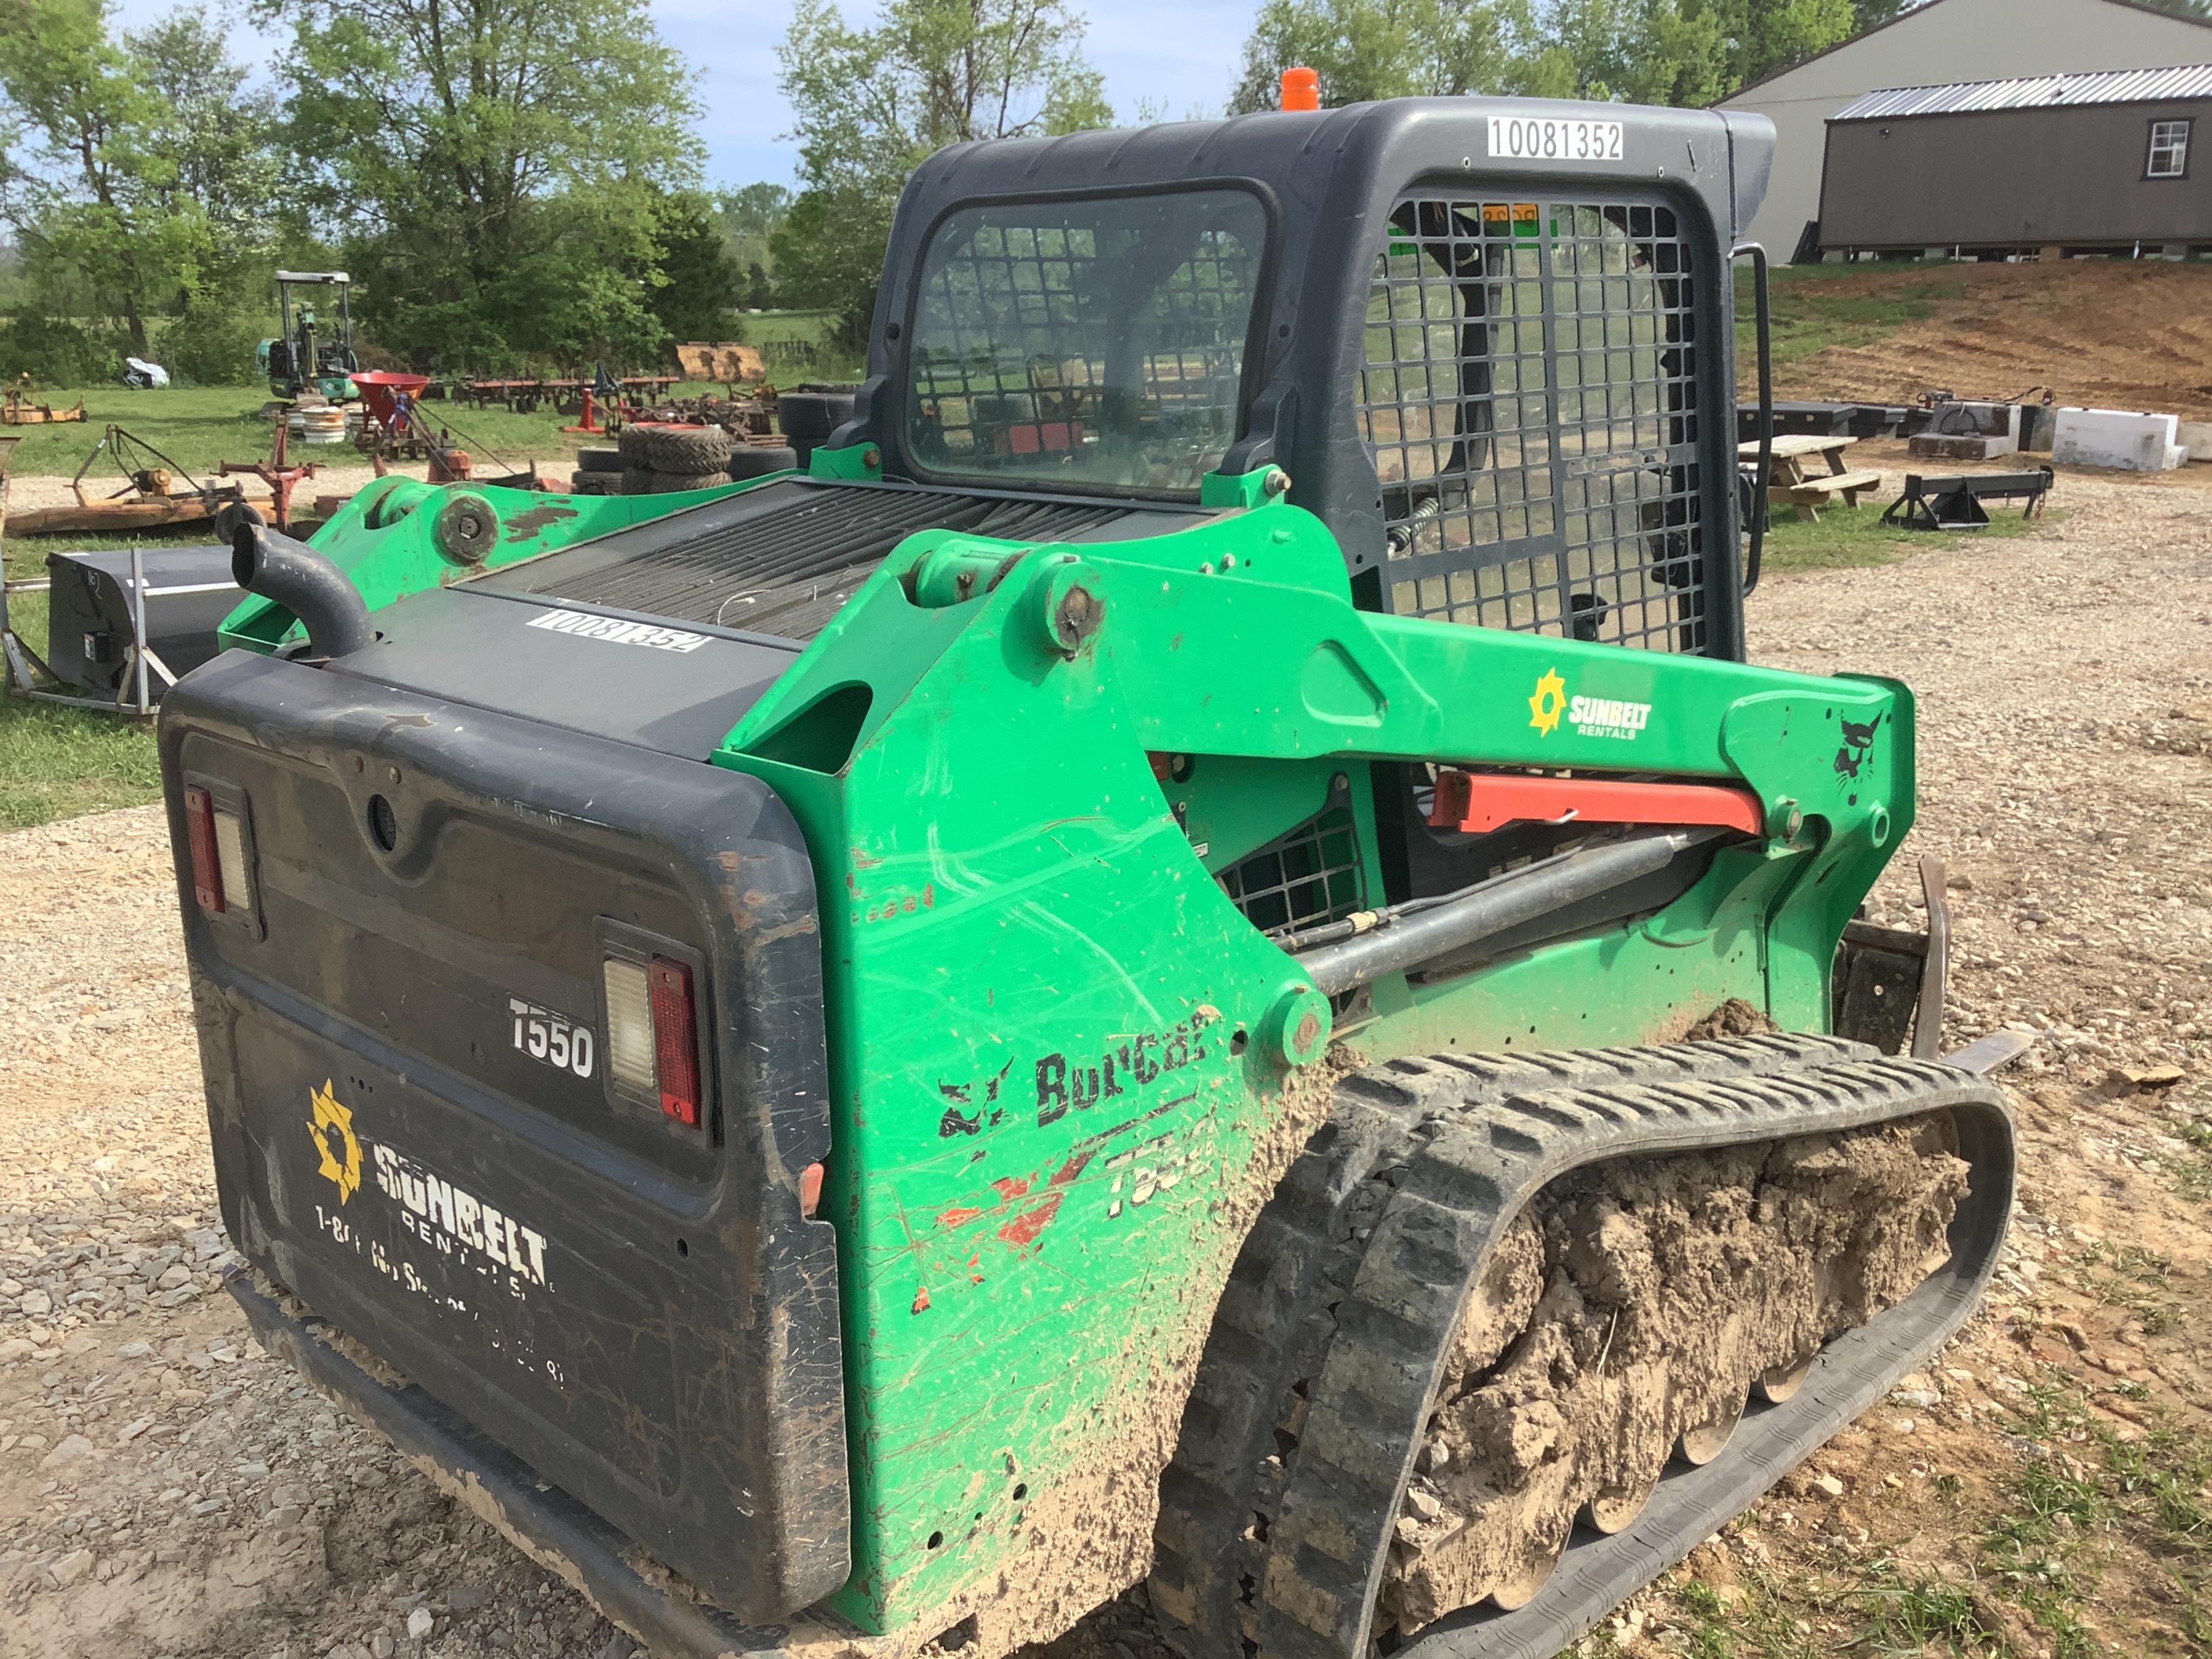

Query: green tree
left=126, top=9, right=289, bottom=381
left=270, top=0, right=703, bottom=366
left=1711, top=0, right=1854, bottom=87
left=1848, top=0, right=1916, bottom=30
left=651, top=190, right=741, bottom=340
left=1229, top=0, right=1857, bottom=111
left=1227, top=0, right=1544, bottom=114
left=774, top=0, right=1113, bottom=348
left=1525, top=0, right=1727, bottom=105
left=716, top=180, right=792, bottom=272
left=745, top=260, right=777, bottom=309
left=0, top=0, right=199, bottom=352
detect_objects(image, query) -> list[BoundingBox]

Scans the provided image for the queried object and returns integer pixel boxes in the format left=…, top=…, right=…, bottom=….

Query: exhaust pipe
left=232, top=522, right=373, bottom=660
left=1293, top=829, right=1719, bottom=996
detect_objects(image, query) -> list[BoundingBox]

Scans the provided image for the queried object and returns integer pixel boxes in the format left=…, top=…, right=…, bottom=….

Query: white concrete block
left=2177, top=421, right=2212, bottom=464
left=2051, top=407, right=2182, bottom=472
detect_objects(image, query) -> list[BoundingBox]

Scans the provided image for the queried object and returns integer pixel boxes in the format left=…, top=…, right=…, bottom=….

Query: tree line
left=758, top=0, right=2211, bottom=354
left=0, top=0, right=737, bottom=383
left=6, top=0, right=2207, bottom=385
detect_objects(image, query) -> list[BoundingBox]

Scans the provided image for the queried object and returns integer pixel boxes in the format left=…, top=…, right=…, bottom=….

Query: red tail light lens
left=648, top=957, right=701, bottom=1126
left=184, top=785, right=224, bottom=912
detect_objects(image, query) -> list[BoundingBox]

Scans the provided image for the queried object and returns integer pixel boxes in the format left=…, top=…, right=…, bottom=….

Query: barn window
left=2147, top=119, right=2192, bottom=180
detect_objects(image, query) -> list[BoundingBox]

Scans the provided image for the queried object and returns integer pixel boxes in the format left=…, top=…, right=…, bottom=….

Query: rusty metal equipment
left=1, top=382, right=86, bottom=424
left=3, top=425, right=270, bottom=538
left=0, top=433, right=207, bottom=718
left=219, top=422, right=320, bottom=535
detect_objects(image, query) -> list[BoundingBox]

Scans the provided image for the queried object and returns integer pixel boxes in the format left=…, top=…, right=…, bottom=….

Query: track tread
left=1146, top=1033, right=1895, bottom=1659
left=1249, top=1049, right=2011, bottom=1659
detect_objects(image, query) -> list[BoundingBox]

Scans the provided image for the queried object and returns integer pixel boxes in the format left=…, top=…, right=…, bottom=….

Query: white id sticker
left=1487, top=117, right=1624, bottom=163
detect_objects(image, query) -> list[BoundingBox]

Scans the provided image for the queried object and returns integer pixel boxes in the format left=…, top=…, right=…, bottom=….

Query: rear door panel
left=161, top=649, right=846, bottom=1622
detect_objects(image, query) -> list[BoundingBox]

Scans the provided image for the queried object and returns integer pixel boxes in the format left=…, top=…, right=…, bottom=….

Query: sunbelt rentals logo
left=1528, top=668, right=1652, bottom=743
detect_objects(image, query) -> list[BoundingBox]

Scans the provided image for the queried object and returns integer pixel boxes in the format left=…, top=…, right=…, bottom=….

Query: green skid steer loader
left=159, top=89, right=2016, bottom=1659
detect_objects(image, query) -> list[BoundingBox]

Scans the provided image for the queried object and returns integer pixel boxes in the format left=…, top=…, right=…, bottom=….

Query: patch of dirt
left=1766, top=261, right=2212, bottom=420
left=1382, top=1115, right=1966, bottom=1630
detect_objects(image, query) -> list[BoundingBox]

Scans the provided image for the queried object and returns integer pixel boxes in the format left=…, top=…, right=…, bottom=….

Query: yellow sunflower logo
left=308, top=1079, right=363, bottom=1204
left=1528, top=668, right=1568, bottom=736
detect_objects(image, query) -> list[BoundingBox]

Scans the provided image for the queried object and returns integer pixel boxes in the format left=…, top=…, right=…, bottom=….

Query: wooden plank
left=1781, top=470, right=1883, bottom=497
left=1738, top=433, right=1858, bottom=461
left=6, top=494, right=274, bottom=537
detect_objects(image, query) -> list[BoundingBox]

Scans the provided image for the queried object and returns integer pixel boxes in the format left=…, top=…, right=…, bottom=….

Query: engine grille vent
left=497, top=481, right=1141, bottom=642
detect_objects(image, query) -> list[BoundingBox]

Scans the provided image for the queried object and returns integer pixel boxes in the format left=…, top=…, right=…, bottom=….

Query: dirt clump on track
left=1769, top=261, right=2212, bottom=419
left=1383, top=1115, right=1966, bottom=1630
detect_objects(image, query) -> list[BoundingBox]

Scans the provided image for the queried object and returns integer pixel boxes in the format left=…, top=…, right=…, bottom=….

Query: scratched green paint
left=232, top=459, right=1910, bottom=1633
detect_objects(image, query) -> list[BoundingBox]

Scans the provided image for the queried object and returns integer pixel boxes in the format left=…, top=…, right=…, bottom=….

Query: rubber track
left=1244, top=1050, right=2013, bottom=1659
left=1147, top=1033, right=1882, bottom=1658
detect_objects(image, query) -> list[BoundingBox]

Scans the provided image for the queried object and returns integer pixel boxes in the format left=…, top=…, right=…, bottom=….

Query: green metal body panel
left=695, top=484, right=1907, bottom=1631
left=218, top=444, right=1907, bottom=1637
left=215, top=442, right=868, bottom=653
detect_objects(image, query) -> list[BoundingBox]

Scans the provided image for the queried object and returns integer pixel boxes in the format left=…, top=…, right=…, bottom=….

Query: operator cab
left=823, top=97, right=1774, bottom=935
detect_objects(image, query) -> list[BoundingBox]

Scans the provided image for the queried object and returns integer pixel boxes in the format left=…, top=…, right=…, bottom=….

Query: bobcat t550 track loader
left=159, top=92, right=2015, bottom=1659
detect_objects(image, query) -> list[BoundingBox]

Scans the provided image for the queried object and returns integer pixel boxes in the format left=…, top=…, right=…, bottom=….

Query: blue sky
left=670, top=0, right=1254, bottom=187
left=110, top=0, right=1257, bottom=191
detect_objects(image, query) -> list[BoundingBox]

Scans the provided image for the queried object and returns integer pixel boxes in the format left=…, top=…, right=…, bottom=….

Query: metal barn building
left=1818, top=66, right=2212, bottom=255
left=1719, top=0, right=2212, bottom=258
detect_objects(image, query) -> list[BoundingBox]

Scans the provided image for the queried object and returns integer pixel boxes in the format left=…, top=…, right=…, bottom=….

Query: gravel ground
left=1, top=469, right=2208, bottom=1659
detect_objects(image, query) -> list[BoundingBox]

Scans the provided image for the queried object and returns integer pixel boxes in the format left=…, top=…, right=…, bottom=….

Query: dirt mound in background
left=1765, top=262, right=2212, bottom=420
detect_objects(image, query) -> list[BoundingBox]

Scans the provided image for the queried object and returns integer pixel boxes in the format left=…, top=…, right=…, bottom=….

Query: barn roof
left=1832, top=61, right=2212, bottom=120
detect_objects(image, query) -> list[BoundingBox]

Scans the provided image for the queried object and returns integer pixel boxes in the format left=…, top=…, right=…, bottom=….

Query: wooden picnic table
left=1737, top=432, right=1883, bottom=521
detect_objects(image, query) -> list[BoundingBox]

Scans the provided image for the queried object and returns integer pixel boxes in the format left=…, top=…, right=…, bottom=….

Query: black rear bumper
left=230, top=1271, right=847, bottom=1659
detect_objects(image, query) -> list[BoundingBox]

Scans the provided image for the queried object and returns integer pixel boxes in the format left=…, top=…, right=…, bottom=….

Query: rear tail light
left=649, top=960, right=701, bottom=1126
left=184, top=786, right=224, bottom=911
left=602, top=951, right=705, bottom=1129
left=184, top=785, right=255, bottom=916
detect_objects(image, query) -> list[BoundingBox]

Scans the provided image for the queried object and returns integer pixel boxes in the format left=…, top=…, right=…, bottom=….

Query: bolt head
left=1259, top=984, right=1332, bottom=1068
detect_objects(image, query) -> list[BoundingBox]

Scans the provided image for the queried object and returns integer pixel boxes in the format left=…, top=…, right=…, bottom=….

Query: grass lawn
left=1, top=539, right=163, bottom=828
left=733, top=308, right=867, bottom=383
left=1734, top=264, right=1967, bottom=377
left=1759, top=496, right=2054, bottom=576
left=0, top=385, right=622, bottom=480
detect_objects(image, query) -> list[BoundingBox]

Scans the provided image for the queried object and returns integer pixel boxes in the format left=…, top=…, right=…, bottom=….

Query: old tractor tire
left=777, top=387, right=857, bottom=465
left=728, top=444, right=799, bottom=480
left=574, top=447, right=623, bottom=474
left=621, top=466, right=726, bottom=495
left=618, top=422, right=733, bottom=474
left=568, top=470, right=617, bottom=496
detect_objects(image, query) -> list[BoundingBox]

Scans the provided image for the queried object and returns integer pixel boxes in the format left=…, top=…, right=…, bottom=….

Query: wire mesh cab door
left=1357, top=191, right=1725, bottom=658
left=1351, top=186, right=1738, bottom=905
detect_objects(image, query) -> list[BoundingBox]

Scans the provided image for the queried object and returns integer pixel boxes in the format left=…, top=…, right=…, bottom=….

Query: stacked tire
left=728, top=442, right=799, bottom=481
left=617, top=422, right=735, bottom=494
left=777, top=384, right=859, bottom=468
left=569, top=448, right=621, bottom=495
